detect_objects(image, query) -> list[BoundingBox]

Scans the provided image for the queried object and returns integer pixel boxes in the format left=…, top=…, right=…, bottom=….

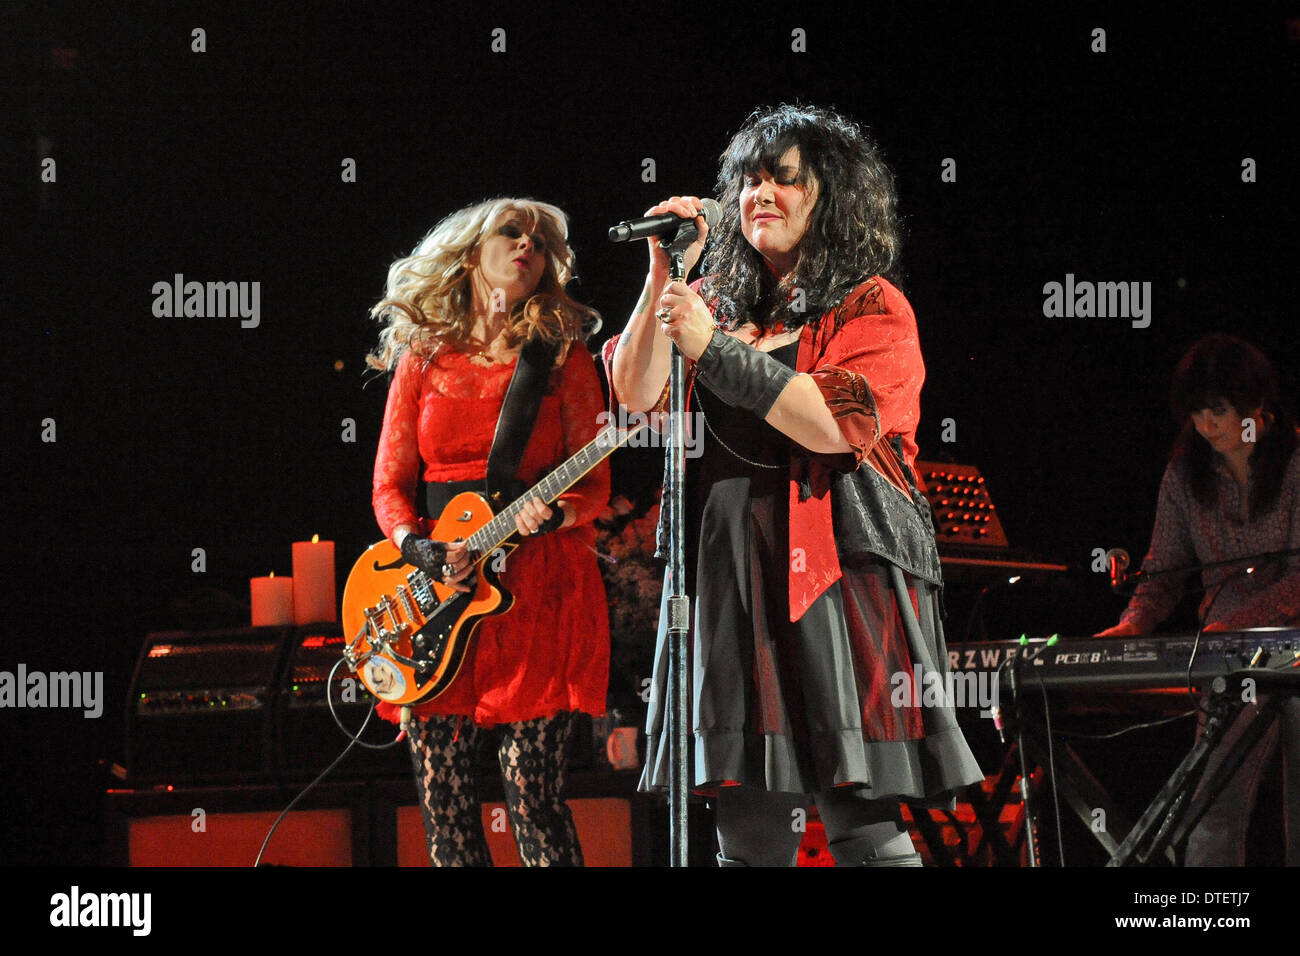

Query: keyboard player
left=1096, top=333, right=1300, bottom=866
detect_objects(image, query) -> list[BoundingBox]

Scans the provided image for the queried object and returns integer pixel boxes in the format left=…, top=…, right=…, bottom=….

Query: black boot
left=828, top=835, right=923, bottom=867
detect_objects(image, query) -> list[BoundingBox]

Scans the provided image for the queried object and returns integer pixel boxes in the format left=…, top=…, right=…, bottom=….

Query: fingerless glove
left=400, top=534, right=449, bottom=575
left=693, top=332, right=797, bottom=418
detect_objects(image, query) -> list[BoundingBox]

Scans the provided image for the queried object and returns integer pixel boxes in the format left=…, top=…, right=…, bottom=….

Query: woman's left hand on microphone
left=657, top=281, right=715, bottom=361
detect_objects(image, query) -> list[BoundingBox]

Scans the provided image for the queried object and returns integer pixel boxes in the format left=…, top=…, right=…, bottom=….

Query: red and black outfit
left=372, top=344, right=611, bottom=865
left=605, top=276, right=982, bottom=865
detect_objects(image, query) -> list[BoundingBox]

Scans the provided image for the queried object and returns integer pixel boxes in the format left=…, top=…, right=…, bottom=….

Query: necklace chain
left=695, top=385, right=785, bottom=470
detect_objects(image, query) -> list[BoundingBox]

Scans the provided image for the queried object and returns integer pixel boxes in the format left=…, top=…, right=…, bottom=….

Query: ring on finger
left=656, top=307, right=671, bottom=321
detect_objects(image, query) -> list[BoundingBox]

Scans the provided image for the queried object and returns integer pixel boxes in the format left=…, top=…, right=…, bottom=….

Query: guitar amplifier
left=125, top=627, right=292, bottom=785
left=276, top=625, right=410, bottom=777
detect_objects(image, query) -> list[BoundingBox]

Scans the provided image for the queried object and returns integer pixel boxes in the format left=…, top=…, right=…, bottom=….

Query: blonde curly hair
left=367, top=197, right=600, bottom=370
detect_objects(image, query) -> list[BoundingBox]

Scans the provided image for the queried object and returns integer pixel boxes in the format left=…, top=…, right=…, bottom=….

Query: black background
left=3, top=1, right=1298, bottom=871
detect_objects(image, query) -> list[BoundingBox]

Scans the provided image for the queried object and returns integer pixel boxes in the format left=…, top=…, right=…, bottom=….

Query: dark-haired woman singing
left=607, top=104, right=982, bottom=867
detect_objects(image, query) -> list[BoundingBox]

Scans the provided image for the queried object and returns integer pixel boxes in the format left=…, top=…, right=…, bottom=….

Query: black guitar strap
left=417, top=339, right=560, bottom=521
left=484, top=337, right=559, bottom=507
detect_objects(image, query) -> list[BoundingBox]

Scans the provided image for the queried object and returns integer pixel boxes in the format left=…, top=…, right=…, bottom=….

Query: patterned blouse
left=1120, top=444, right=1300, bottom=631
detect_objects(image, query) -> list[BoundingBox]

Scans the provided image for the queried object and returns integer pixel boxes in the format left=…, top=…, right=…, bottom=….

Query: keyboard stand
left=1107, top=668, right=1299, bottom=866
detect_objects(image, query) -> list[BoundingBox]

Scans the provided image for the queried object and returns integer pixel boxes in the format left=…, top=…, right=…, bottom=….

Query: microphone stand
left=1004, top=634, right=1057, bottom=866
left=1115, top=544, right=1300, bottom=592
left=660, top=234, right=694, bottom=868
left=1008, top=649, right=1039, bottom=867
left=609, top=208, right=710, bottom=867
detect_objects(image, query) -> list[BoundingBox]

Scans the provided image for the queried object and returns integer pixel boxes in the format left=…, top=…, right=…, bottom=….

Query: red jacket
left=604, top=276, right=939, bottom=622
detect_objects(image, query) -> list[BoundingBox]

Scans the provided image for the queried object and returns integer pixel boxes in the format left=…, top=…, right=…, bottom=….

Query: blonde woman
left=368, top=198, right=610, bottom=866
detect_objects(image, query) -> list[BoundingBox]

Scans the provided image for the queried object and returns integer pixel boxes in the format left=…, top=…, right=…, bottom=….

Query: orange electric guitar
left=341, top=422, right=646, bottom=706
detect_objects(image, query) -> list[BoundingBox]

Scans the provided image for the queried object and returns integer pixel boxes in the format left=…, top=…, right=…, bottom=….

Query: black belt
left=421, top=478, right=527, bottom=520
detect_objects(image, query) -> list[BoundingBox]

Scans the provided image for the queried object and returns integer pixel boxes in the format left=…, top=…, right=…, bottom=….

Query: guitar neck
left=467, top=424, right=643, bottom=556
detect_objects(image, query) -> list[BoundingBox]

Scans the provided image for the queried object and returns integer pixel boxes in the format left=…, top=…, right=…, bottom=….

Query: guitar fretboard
left=466, top=424, right=644, bottom=558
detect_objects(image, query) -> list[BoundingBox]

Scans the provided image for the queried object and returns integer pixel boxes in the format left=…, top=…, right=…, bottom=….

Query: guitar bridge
left=395, top=584, right=417, bottom=622
left=407, top=570, right=436, bottom=614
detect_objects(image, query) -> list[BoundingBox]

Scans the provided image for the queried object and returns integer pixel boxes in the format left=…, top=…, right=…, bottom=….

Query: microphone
left=608, top=198, right=722, bottom=243
left=1106, top=548, right=1130, bottom=591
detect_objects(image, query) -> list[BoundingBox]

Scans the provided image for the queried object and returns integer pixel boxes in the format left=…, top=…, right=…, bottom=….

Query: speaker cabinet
left=106, top=783, right=367, bottom=866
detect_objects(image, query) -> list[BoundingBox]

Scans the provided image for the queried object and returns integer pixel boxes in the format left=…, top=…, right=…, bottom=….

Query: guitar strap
left=416, top=339, right=559, bottom=520
left=484, top=337, right=559, bottom=507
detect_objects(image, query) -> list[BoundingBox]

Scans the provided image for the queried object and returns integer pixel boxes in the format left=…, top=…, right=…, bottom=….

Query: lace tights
left=407, top=711, right=583, bottom=866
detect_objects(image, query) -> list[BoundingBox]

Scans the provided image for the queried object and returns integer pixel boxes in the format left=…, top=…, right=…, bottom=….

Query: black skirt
left=639, top=343, right=982, bottom=801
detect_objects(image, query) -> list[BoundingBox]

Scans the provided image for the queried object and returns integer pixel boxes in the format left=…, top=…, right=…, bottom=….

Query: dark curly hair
left=1169, top=333, right=1298, bottom=518
left=700, top=103, right=903, bottom=332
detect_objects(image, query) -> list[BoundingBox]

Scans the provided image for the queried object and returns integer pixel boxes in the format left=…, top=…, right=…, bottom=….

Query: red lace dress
left=371, top=344, right=611, bottom=725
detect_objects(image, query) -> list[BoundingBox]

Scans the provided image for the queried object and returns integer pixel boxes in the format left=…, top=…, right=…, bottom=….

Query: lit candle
left=292, top=535, right=337, bottom=624
left=250, top=572, right=294, bottom=627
